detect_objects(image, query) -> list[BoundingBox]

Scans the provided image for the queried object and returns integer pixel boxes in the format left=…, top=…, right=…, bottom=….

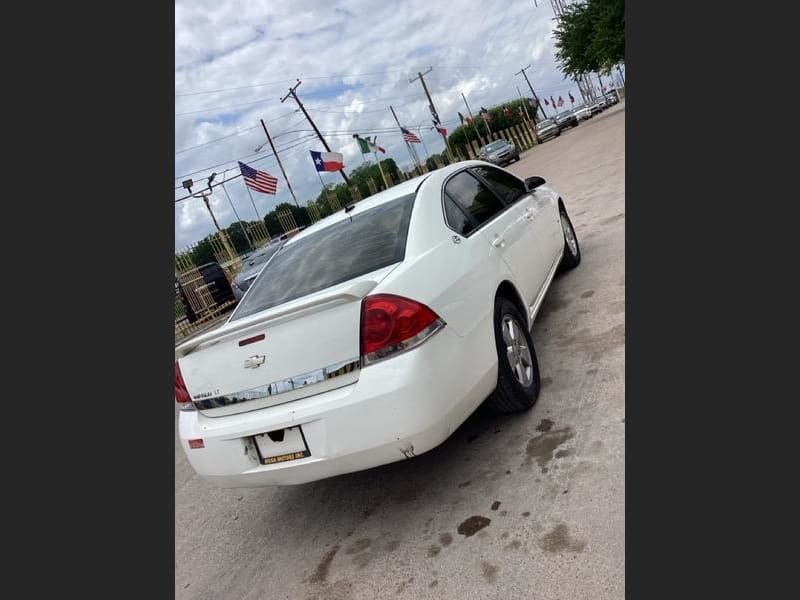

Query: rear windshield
left=231, top=194, right=416, bottom=320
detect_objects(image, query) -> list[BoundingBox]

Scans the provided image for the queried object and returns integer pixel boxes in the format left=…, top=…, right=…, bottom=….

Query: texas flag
left=310, top=150, right=344, bottom=172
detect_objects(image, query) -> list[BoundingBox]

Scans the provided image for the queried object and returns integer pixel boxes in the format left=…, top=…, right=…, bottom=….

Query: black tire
left=485, top=297, right=540, bottom=414
left=558, top=205, right=581, bottom=270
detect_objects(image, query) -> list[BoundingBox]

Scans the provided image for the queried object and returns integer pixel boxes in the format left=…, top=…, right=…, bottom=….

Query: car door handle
left=523, top=208, right=534, bottom=220
left=492, top=235, right=505, bottom=248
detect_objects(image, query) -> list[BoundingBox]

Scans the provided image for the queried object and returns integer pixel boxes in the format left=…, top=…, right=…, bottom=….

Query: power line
left=174, top=133, right=318, bottom=184
left=175, top=115, right=463, bottom=185
left=303, top=100, right=418, bottom=115
left=174, top=136, right=321, bottom=202
left=175, top=126, right=259, bottom=155
left=177, top=88, right=421, bottom=118
left=175, top=69, right=413, bottom=97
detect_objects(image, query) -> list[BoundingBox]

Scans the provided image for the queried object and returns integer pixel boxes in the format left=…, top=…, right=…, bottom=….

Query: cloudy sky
left=175, top=0, right=618, bottom=249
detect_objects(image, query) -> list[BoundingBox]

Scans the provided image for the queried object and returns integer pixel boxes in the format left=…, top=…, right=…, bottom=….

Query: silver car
left=573, top=104, right=592, bottom=121
left=478, top=139, right=519, bottom=166
left=535, top=118, right=561, bottom=142
left=231, top=242, right=283, bottom=301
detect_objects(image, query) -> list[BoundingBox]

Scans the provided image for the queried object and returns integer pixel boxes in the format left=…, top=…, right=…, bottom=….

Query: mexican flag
left=356, top=135, right=385, bottom=155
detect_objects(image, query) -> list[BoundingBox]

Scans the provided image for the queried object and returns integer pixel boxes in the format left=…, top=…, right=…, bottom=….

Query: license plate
left=253, top=426, right=310, bottom=465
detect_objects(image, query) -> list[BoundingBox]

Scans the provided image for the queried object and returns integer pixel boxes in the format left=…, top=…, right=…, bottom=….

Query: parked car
left=535, top=118, right=561, bottom=141
left=573, top=104, right=592, bottom=121
left=603, top=91, right=619, bottom=106
left=231, top=242, right=284, bottom=301
left=554, top=111, right=579, bottom=130
left=478, top=139, right=519, bottom=166
left=175, top=160, right=581, bottom=487
left=196, top=262, right=236, bottom=306
left=589, top=101, right=604, bottom=115
left=175, top=277, right=198, bottom=323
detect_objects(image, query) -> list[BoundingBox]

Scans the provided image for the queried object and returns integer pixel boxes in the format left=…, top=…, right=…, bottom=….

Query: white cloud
left=174, top=0, right=601, bottom=248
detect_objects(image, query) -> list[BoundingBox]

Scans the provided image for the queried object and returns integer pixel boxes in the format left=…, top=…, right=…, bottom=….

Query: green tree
left=553, top=0, right=624, bottom=76
left=223, top=222, right=255, bottom=255
left=190, top=237, right=217, bottom=266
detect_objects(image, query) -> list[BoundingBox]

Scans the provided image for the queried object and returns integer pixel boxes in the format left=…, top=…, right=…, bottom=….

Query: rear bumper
left=178, top=318, right=498, bottom=487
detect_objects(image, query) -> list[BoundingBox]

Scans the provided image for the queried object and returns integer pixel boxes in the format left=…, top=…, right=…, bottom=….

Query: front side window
left=443, top=171, right=505, bottom=233
left=470, top=166, right=526, bottom=206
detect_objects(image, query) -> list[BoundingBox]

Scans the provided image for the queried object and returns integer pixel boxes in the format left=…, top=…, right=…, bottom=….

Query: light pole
left=184, top=176, right=237, bottom=261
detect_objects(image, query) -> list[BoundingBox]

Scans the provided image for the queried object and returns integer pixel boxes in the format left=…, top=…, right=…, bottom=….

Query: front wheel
left=485, top=298, right=540, bottom=414
left=559, top=205, right=581, bottom=270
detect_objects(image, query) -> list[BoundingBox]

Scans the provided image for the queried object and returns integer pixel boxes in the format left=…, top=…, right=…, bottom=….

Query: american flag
left=401, top=127, right=421, bottom=143
left=238, top=161, right=278, bottom=195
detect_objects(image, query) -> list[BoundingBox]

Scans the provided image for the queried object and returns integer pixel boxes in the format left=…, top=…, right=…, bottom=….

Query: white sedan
left=175, top=160, right=581, bottom=487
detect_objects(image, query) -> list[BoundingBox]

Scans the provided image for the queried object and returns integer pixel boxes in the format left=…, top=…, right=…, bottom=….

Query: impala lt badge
left=244, top=355, right=266, bottom=369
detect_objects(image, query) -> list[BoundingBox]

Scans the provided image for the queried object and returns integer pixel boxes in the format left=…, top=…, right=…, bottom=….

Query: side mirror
left=525, top=176, right=546, bottom=191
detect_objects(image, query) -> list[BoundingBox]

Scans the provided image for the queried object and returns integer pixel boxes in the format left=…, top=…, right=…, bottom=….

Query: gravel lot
left=176, top=102, right=625, bottom=600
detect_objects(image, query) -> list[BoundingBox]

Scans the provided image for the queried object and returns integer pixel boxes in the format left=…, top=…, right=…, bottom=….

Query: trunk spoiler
left=175, top=279, right=377, bottom=359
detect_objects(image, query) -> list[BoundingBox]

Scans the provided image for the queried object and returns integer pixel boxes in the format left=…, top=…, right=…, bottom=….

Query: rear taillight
left=360, top=294, right=445, bottom=365
left=175, top=361, right=194, bottom=411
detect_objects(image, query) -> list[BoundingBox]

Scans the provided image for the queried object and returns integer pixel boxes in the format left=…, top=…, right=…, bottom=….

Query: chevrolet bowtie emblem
left=244, top=355, right=266, bottom=369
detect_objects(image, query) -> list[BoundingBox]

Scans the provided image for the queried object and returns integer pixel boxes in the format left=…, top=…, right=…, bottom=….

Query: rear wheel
left=485, top=297, right=540, bottom=414
left=559, top=205, right=581, bottom=270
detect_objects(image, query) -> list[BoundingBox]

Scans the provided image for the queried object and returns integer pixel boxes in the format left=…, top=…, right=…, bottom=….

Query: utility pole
left=390, top=105, right=421, bottom=175
left=410, top=68, right=453, bottom=161
left=515, top=65, right=547, bottom=119
left=260, top=118, right=300, bottom=208
left=460, top=92, right=485, bottom=146
left=281, top=79, right=350, bottom=185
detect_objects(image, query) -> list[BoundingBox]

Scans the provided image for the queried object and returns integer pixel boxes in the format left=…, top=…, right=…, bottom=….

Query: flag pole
left=417, top=128, right=431, bottom=160
left=389, top=105, right=421, bottom=175
left=220, top=181, right=254, bottom=251
left=260, top=119, right=300, bottom=208
left=441, top=127, right=453, bottom=163
left=484, top=113, right=493, bottom=137
left=374, top=152, right=388, bottom=189
left=460, top=92, right=484, bottom=146
left=244, top=183, right=261, bottom=221
left=372, top=137, right=389, bottom=189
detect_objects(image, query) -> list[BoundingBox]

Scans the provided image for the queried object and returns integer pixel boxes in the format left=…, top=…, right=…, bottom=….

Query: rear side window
left=443, top=195, right=474, bottom=236
left=471, top=166, right=525, bottom=205
left=443, top=171, right=505, bottom=233
left=231, top=194, right=415, bottom=320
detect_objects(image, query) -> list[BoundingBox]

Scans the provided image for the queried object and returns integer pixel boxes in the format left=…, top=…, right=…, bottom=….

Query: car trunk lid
left=176, top=267, right=396, bottom=417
